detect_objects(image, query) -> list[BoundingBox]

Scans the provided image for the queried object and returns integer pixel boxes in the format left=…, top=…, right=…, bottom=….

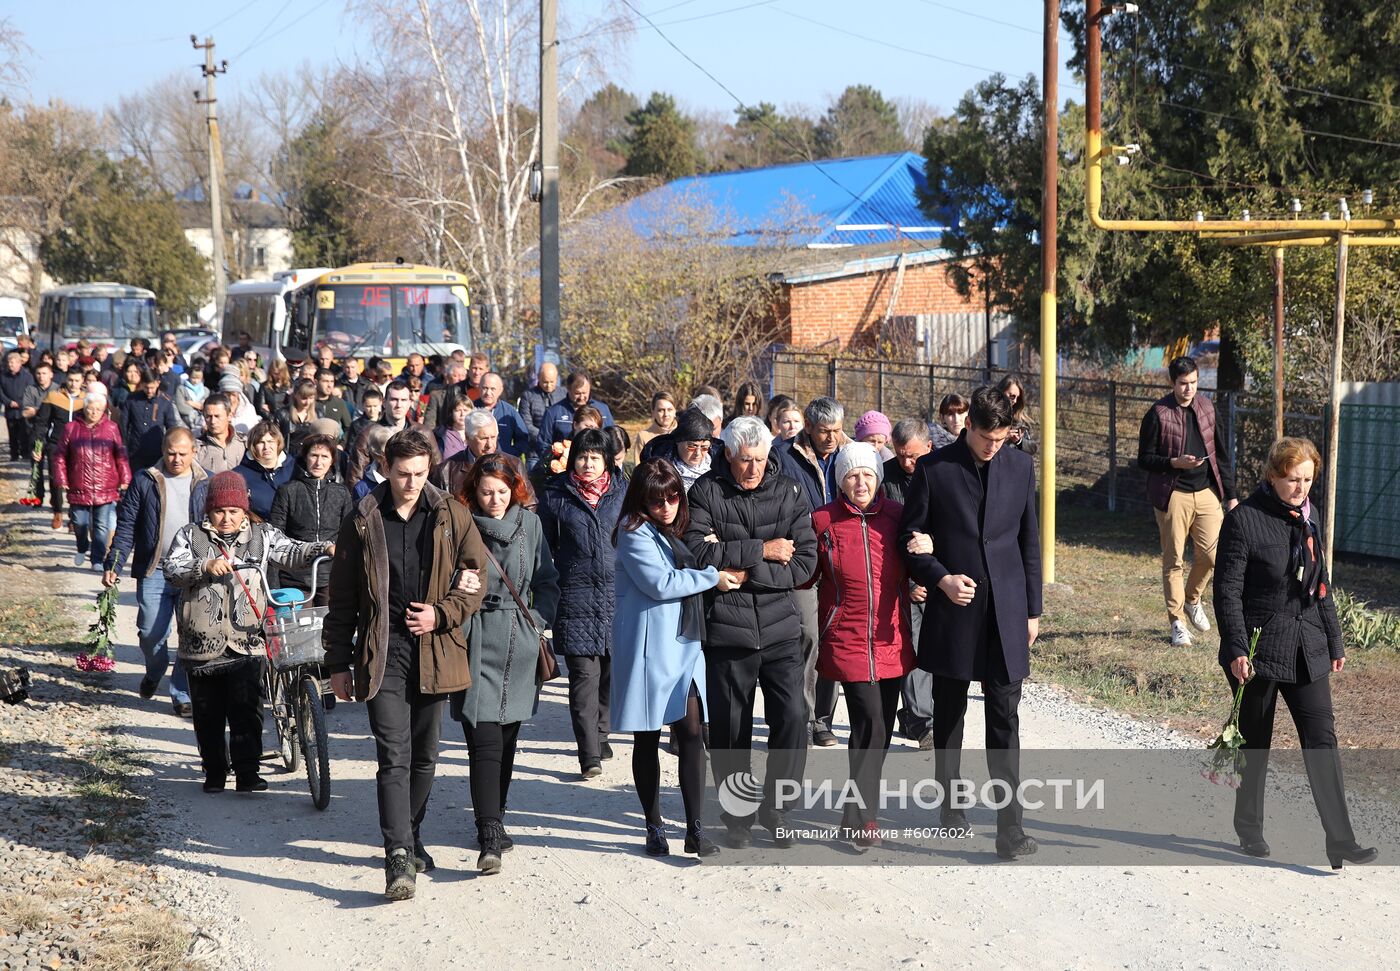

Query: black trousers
left=930, top=604, right=1025, bottom=831
left=366, top=645, right=445, bottom=853
left=898, top=600, right=933, bottom=738
left=7, top=416, right=27, bottom=461
left=1226, top=662, right=1356, bottom=847
left=188, top=657, right=263, bottom=781
left=462, top=719, right=521, bottom=827
left=842, top=677, right=904, bottom=830
left=706, top=637, right=808, bottom=826
left=564, top=655, right=611, bottom=767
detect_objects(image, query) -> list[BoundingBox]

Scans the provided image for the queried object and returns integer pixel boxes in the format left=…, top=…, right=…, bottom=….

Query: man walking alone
left=1137, top=355, right=1237, bottom=646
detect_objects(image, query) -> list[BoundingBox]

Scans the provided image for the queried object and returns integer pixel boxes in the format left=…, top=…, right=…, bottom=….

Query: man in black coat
left=883, top=418, right=935, bottom=747
left=685, top=416, right=817, bottom=849
left=900, top=386, right=1042, bottom=860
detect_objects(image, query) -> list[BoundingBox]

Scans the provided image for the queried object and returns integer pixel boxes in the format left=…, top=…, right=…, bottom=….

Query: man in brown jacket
left=325, top=428, right=486, bottom=901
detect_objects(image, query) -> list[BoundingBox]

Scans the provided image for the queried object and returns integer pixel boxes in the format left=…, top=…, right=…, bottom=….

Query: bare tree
left=0, top=102, right=107, bottom=314
left=0, top=17, right=30, bottom=94
left=342, top=0, right=629, bottom=356
left=560, top=192, right=815, bottom=414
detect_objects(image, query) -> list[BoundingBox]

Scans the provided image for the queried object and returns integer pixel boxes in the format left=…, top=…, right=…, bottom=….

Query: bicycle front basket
left=264, top=606, right=328, bottom=670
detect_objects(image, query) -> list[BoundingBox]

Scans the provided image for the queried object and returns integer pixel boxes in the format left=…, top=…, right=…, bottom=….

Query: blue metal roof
left=611, top=151, right=953, bottom=248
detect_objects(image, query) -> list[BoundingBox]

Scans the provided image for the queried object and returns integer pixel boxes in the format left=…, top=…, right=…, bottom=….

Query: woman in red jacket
left=53, top=387, right=132, bottom=570
left=811, top=441, right=915, bottom=848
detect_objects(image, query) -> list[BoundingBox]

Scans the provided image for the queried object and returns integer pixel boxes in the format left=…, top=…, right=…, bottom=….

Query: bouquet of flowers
left=1202, top=627, right=1261, bottom=788
left=19, top=440, right=44, bottom=506
left=77, top=585, right=119, bottom=673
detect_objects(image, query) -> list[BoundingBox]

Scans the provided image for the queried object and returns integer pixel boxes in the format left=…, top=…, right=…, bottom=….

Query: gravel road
left=7, top=498, right=1400, bottom=970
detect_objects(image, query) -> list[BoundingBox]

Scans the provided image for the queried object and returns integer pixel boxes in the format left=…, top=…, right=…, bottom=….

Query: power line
left=561, top=0, right=783, bottom=44
left=232, top=0, right=297, bottom=60
left=911, top=0, right=1039, bottom=36
left=771, top=7, right=1086, bottom=94
left=206, top=0, right=267, bottom=34
left=1159, top=100, right=1400, bottom=152
left=232, top=0, right=337, bottom=61
left=616, top=0, right=949, bottom=258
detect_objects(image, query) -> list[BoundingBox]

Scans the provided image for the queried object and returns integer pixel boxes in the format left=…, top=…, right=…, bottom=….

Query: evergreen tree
left=814, top=84, right=905, bottom=158
left=623, top=93, right=702, bottom=180
left=40, top=159, right=207, bottom=322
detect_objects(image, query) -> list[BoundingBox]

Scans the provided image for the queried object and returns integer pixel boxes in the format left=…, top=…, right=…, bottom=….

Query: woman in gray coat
left=451, top=453, right=560, bottom=875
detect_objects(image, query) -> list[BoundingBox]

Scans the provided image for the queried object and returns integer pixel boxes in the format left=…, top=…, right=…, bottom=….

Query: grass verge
left=1038, top=501, right=1400, bottom=748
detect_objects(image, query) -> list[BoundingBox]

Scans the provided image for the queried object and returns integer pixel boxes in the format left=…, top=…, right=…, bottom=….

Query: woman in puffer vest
left=810, top=442, right=915, bottom=849
left=164, top=470, right=332, bottom=794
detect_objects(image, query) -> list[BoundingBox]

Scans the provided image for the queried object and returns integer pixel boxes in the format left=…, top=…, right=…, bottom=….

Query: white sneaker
left=1170, top=620, right=1193, bottom=647
left=72, top=551, right=85, bottom=567
left=1184, top=601, right=1211, bottom=633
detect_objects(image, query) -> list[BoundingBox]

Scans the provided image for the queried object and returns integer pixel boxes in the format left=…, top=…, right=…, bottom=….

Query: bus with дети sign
left=279, top=261, right=472, bottom=370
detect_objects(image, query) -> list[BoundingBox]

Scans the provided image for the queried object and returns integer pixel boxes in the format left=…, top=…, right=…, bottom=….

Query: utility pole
left=538, top=0, right=561, bottom=366
left=193, top=35, right=229, bottom=322
left=1272, top=246, right=1285, bottom=440
left=1324, top=234, right=1349, bottom=577
left=1040, top=0, right=1059, bottom=583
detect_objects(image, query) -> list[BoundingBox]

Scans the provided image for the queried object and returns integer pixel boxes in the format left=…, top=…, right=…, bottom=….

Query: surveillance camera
left=1114, top=155, right=1131, bottom=166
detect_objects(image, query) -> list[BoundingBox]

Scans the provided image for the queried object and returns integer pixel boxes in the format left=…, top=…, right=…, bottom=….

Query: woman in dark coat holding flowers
left=1213, top=436, right=1376, bottom=868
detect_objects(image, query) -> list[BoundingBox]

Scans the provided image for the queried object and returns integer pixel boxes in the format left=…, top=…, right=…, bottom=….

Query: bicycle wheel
left=272, top=670, right=299, bottom=773
left=297, top=674, right=331, bottom=810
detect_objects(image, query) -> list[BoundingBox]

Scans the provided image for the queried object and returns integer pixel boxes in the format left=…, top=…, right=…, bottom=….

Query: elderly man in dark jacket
left=685, top=416, right=817, bottom=848
left=900, top=386, right=1041, bottom=861
left=778, top=395, right=850, bottom=748
left=883, top=418, right=935, bottom=747
left=517, top=361, right=565, bottom=461
left=103, top=427, right=207, bottom=715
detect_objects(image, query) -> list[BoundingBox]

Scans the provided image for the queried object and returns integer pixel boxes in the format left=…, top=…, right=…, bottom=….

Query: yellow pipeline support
left=1086, top=133, right=1400, bottom=234
left=1215, top=233, right=1400, bottom=248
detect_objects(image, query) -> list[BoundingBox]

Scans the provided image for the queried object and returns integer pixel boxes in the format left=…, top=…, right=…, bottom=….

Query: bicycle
left=241, top=557, right=334, bottom=811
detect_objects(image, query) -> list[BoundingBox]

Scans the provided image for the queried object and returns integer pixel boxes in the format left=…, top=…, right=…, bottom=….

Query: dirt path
left=12, top=497, right=1400, bottom=970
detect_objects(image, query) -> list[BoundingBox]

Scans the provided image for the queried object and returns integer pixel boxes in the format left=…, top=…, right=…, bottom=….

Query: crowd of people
left=1, top=333, right=1376, bottom=899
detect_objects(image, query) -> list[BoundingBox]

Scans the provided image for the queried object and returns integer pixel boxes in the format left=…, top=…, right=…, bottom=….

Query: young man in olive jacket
left=324, top=428, right=487, bottom=901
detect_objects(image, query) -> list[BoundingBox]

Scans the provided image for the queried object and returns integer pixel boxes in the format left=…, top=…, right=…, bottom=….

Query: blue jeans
left=136, top=571, right=189, bottom=703
left=71, top=503, right=116, bottom=567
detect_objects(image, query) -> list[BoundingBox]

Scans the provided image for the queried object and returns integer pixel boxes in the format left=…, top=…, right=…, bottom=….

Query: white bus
left=221, top=267, right=330, bottom=361
left=37, top=283, right=157, bottom=353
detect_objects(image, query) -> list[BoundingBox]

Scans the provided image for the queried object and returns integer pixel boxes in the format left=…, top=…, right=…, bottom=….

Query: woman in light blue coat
left=612, top=459, right=740, bottom=858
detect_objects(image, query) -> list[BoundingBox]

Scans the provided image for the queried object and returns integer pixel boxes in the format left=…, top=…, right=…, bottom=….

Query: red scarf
left=572, top=470, right=610, bottom=509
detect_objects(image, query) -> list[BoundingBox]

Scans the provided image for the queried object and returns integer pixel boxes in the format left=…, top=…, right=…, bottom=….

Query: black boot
left=477, top=819, right=505, bottom=875
left=384, top=848, right=416, bottom=900
left=1327, top=841, right=1379, bottom=870
left=683, top=821, right=720, bottom=858
left=645, top=823, right=670, bottom=857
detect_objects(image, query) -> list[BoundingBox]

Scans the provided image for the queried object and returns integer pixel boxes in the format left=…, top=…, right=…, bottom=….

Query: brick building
left=612, top=152, right=1016, bottom=368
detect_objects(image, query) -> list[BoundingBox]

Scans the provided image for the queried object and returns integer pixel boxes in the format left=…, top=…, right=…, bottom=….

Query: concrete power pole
left=193, top=35, right=229, bottom=323
left=538, top=0, right=561, bottom=366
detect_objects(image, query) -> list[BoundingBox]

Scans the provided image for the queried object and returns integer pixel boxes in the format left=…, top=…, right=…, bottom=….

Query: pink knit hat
left=853, top=410, right=893, bottom=441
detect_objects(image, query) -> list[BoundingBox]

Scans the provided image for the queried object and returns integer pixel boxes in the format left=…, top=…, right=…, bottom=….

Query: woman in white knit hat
left=809, top=441, right=915, bottom=849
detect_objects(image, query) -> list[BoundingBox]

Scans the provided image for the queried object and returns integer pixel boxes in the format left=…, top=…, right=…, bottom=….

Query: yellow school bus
left=281, top=262, right=472, bottom=369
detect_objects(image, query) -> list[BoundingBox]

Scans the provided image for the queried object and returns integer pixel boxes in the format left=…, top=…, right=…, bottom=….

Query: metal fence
left=767, top=350, right=1334, bottom=518
left=1337, top=403, right=1400, bottom=559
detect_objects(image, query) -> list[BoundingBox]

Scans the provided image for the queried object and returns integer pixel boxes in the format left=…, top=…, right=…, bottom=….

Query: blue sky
left=14, top=0, right=1078, bottom=118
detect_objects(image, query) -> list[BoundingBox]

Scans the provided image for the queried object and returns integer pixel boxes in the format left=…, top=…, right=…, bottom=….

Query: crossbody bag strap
left=480, top=544, right=542, bottom=637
